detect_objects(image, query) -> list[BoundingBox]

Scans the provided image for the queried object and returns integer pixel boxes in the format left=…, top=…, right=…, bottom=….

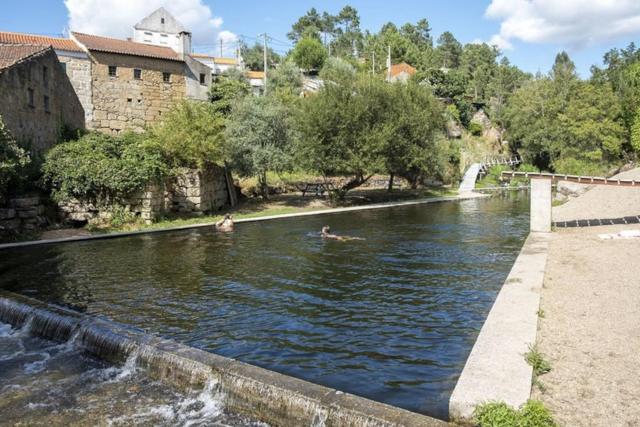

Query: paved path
left=534, top=171, right=640, bottom=426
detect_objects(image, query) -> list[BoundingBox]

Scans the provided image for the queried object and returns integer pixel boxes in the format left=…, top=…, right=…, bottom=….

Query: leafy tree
left=208, top=70, right=250, bottom=116
left=42, top=132, right=166, bottom=205
left=436, top=32, right=462, bottom=68
left=267, top=60, right=304, bottom=99
left=291, top=37, right=328, bottom=71
left=148, top=101, right=226, bottom=169
left=241, top=42, right=280, bottom=71
left=631, top=108, right=640, bottom=153
left=288, top=8, right=323, bottom=42
left=226, top=96, right=293, bottom=198
left=331, top=5, right=363, bottom=58
left=0, top=116, right=30, bottom=205
left=460, top=43, right=499, bottom=102
left=320, top=57, right=356, bottom=84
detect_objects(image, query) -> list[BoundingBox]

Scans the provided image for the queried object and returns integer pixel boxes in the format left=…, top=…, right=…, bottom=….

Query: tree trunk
left=259, top=171, right=269, bottom=200
left=387, top=172, right=394, bottom=192
left=334, top=174, right=373, bottom=200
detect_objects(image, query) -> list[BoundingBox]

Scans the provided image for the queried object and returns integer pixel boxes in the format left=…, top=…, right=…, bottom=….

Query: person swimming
left=320, top=226, right=364, bottom=241
left=215, top=213, right=234, bottom=232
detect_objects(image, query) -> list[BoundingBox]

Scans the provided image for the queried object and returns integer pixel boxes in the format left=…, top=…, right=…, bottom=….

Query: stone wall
left=0, top=48, right=85, bottom=153
left=58, top=165, right=229, bottom=225
left=0, top=196, right=48, bottom=237
left=57, top=53, right=93, bottom=125
left=88, top=51, right=186, bottom=134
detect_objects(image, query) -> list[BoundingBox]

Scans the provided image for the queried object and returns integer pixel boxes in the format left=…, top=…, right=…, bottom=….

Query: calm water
left=0, top=194, right=529, bottom=419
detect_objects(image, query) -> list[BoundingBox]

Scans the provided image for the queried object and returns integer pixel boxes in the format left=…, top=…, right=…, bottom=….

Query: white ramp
left=458, top=163, right=482, bottom=193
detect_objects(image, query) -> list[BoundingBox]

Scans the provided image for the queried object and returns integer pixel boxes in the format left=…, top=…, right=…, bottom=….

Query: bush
left=474, top=400, right=556, bottom=427
left=42, top=132, right=167, bottom=205
left=552, top=157, right=608, bottom=177
left=0, top=115, right=30, bottom=205
left=469, top=122, right=484, bottom=136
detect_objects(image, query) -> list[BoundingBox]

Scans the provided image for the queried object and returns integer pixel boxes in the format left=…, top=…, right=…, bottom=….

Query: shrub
left=0, top=115, right=30, bottom=205
left=42, top=132, right=167, bottom=205
left=552, top=157, right=608, bottom=177
left=469, top=122, right=483, bottom=136
left=474, top=400, right=556, bottom=427
left=525, top=344, right=552, bottom=377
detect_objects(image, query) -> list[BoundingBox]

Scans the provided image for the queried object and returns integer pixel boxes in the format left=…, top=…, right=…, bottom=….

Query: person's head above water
left=321, top=226, right=331, bottom=235
left=224, top=213, right=232, bottom=220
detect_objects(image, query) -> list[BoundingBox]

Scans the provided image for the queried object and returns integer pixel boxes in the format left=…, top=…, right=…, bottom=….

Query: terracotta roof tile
left=246, top=71, right=265, bottom=79
left=0, top=44, right=50, bottom=70
left=389, top=62, right=417, bottom=78
left=72, top=32, right=182, bottom=62
left=0, top=31, right=83, bottom=52
left=191, top=54, right=238, bottom=65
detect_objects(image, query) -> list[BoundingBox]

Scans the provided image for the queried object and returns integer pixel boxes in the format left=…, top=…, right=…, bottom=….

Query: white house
left=133, top=7, right=192, bottom=58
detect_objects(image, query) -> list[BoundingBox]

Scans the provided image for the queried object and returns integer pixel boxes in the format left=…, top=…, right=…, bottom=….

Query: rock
left=483, top=127, right=502, bottom=143
left=557, top=181, right=590, bottom=198
left=17, top=209, right=38, bottom=219
left=0, top=218, right=21, bottom=231
left=10, top=197, right=40, bottom=209
left=446, top=120, right=462, bottom=138
left=471, top=109, right=491, bottom=130
left=0, top=208, right=16, bottom=220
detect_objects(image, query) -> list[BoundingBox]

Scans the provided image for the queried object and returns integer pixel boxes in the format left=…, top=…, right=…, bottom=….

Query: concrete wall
left=184, top=55, right=212, bottom=100
left=88, top=51, right=186, bottom=134
left=530, top=178, right=552, bottom=233
left=0, top=49, right=85, bottom=152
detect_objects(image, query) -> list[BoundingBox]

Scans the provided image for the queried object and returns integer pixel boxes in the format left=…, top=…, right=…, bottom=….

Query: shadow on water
left=0, top=193, right=529, bottom=420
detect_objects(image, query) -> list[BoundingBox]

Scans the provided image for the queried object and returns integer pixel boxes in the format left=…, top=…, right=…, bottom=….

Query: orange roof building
left=387, top=62, right=417, bottom=82
left=72, top=32, right=183, bottom=62
left=0, top=31, right=83, bottom=53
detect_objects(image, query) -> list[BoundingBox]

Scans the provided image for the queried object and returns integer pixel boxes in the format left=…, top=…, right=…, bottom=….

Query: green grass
left=525, top=344, right=552, bottom=377
left=474, top=400, right=556, bottom=427
left=537, top=309, right=546, bottom=319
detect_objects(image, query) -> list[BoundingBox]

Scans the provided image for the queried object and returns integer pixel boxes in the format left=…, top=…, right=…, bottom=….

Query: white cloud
left=485, top=0, right=640, bottom=49
left=64, top=0, right=236, bottom=49
left=217, top=30, right=239, bottom=57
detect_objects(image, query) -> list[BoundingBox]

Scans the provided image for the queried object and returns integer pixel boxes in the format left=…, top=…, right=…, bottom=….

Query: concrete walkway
left=533, top=170, right=640, bottom=426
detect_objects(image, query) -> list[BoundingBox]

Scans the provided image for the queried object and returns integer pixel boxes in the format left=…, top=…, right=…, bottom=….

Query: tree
left=208, top=70, right=250, bottom=116
left=291, top=37, right=328, bottom=71
left=0, top=116, right=30, bottom=205
left=320, top=57, right=356, bottom=84
left=267, top=60, right=303, bottom=99
left=226, top=96, right=293, bottom=198
left=436, top=32, right=462, bottom=68
left=460, top=43, right=499, bottom=102
left=149, top=101, right=226, bottom=169
left=241, top=42, right=280, bottom=71
left=631, top=108, right=640, bottom=153
left=288, top=8, right=323, bottom=42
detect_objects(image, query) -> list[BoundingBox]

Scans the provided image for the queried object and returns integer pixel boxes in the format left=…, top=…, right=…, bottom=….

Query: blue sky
left=2, top=0, right=640, bottom=77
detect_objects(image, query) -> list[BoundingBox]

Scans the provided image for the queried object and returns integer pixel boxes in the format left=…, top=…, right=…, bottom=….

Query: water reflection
left=0, top=193, right=529, bottom=419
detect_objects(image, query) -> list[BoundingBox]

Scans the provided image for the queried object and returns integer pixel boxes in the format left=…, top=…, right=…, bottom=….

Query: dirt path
left=533, top=171, right=640, bottom=426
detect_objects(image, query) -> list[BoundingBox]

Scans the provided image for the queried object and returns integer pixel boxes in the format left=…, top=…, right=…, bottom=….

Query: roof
left=134, top=7, right=188, bottom=34
left=0, top=44, right=50, bottom=70
left=72, top=32, right=182, bottom=62
left=0, top=30, right=83, bottom=52
left=246, top=71, right=265, bottom=79
left=388, top=62, right=417, bottom=78
left=191, top=54, right=238, bottom=65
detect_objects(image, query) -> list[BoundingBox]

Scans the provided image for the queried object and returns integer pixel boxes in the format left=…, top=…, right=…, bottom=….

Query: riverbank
left=10, top=187, right=458, bottom=245
left=532, top=168, right=640, bottom=426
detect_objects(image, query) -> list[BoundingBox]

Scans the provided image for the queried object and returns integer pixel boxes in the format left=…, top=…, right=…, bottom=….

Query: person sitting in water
left=215, top=214, right=234, bottom=232
left=320, top=226, right=364, bottom=241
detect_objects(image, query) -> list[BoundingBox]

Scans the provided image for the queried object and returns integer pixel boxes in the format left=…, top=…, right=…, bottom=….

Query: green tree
left=208, top=70, right=250, bottom=116
left=288, top=8, right=323, bottom=42
left=291, top=37, right=328, bottom=71
left=460, top=43, right=499, bottom=102
left=0, top=116, right=30, bottom=205
left=149, top=101, right=226, bottom=169
left=436, top=31, right=462, bottom=68
left=241, top=42, right=280, bottom=71
left=319, top=57, right=356, bottom=84
left=631, top=108, right=640, bottom=153
left=226, top=96, right=293, bottom=198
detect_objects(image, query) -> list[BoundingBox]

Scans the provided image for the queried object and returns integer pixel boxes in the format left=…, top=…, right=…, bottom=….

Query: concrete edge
left=448, top=232, right=551, bottom=422
left=0, top=291, right=448, bottom=427
left=0, top=193, right=486, bottom=250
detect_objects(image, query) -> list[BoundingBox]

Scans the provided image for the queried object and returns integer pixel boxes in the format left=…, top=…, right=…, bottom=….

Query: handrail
left=501, top=171, right=640, bottom=187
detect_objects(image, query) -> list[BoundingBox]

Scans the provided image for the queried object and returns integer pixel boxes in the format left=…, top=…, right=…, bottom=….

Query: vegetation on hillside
left=0, top=115, right=30, bottom=205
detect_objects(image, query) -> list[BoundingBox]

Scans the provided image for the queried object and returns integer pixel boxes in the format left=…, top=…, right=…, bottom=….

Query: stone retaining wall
left=0, top=196, right=49, bottom=236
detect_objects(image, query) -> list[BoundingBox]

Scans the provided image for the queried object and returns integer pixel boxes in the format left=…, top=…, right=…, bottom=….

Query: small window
left=163, top=72, right=171, bottom=83
left=161, top=17, right=165, bottom=24
left=134, top=69, right=142, bottom=80
left=108, top=65, right=117, bottom=77
left=199, top=73, right=206, bottom=85
left=27, top=88, right=34, bottom=108
left=42, top=66, right=48, bottom=87
left=44, top=95, right=50, bottom=113
left=60, top=62, right=67, bottom=73
left=144, top=31, right=152, bottom=42
left=160, top=34, right=168, bottom=44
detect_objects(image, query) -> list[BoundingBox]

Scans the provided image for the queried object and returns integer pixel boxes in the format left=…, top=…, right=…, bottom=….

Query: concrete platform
left=449, top=232, right=550, bottom=421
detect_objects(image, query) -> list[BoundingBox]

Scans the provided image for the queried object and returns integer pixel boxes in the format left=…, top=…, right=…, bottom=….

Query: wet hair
left=322, top=226, right=330, bottom=233
left=224, top=213, right=232, bottom=220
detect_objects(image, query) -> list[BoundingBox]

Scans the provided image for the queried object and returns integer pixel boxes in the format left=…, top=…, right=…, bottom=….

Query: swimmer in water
left=215, top=213, right=234, bottom=232
left=320, top=226, right=364, bottom=241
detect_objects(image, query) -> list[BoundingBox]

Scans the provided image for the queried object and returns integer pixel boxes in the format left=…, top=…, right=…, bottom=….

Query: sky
left=2, top=0, right=640, bottom=78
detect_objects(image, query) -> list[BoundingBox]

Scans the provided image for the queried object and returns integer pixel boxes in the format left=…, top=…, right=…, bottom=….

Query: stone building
left=0, top=31, right=93, bottom=125
left=387, top=62, right=417, bottom=83
left=0, top=44, right=84, bottom=152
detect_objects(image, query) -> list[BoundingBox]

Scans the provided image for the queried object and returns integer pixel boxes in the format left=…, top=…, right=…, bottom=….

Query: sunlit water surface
left=0, top=194, right=529, bottom=419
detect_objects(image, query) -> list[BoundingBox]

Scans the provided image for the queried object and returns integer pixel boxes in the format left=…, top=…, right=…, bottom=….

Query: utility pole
left=261, top=33, right=268, bottom=95
left=386, top=45, right=392, bottom=81
left=219, top=39, right=223, bottom=57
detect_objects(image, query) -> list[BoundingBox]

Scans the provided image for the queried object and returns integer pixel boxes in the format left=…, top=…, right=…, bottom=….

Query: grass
left=525, top=344, right=552, bottom=377
left=474, top=400, right=556, bottom=427
left=537, top=309, right=546, bottom=319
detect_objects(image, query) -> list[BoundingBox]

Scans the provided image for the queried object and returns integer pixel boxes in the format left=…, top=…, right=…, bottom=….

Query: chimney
left=176, top=31, right=192, bottom=60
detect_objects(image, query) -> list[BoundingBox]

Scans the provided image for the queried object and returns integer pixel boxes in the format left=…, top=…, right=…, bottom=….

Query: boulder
left=471, top=109, right=491, bottom=130
left=557, top=180, right=591, bottom=198
left=446, top=120, right=462, bottom=138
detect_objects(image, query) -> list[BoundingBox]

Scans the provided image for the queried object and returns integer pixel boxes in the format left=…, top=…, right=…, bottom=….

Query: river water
left=0, top=194, right=529, bottom=419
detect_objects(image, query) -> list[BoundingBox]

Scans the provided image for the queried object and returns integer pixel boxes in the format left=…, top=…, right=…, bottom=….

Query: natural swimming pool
left=0, top=194, right=529, bottom=419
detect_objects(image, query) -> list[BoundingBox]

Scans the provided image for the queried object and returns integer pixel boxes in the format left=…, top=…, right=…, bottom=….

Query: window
left=44, top=95, right=50, bottom=113
left=134, top=69, right=142, bottom=80
left=60, top=62, right=67, bottom=73
left=143, top=32, right=152, bottom=42
left=199, top=73, right=206, bottom=85
left=160, top=34, right=168, bottom=45
left=108, top=65, right=117, bottom=77
left=42, top=66, right=48, bottom=87
left=161, top=17, right=165, bottom=24
left=27, top=88, right=34, bottom=108
left=163, top=72, right=171, bottom=83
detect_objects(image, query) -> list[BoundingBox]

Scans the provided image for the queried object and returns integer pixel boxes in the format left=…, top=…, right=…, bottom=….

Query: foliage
left=208, top=70, right=250, bottom=116
left=267, top=60, right=304, bottom=99
left=320, top=57, right=356, bottom=84
left=42, top=132, right=166, bottom=205
left=291, top=37, right=328, bottom=71
left=225, top=96, right=294, bottom=198
left=632, top=107, right=640, bottom=153
left=0, top=116, right=30, bottom=205
left=148, top=100, right=226, bottom=169
left=469, top=122, right=483, bottom=136
left=474, top=400, right=556, bottom=427
left=525, top=344, right=552, bottom=377
left=240, top=42, right=280, bottom=71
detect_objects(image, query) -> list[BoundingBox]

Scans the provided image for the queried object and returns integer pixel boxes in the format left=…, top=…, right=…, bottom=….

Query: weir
left=0, top=292, right=446, bottom=427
